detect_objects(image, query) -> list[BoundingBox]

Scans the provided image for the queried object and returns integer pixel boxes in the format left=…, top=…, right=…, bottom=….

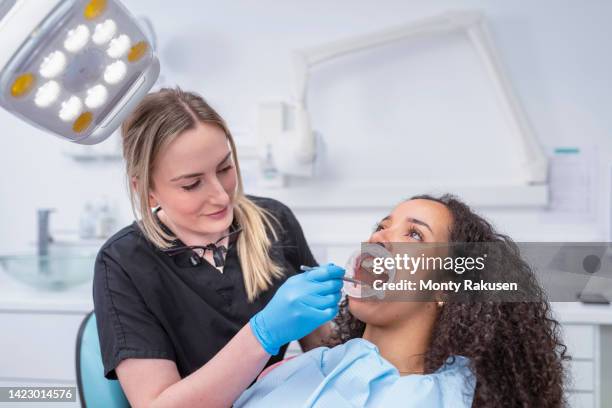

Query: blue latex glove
left=250, top=263, right=345, bottom=355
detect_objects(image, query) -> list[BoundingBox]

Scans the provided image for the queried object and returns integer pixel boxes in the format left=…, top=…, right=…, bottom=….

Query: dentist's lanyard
left=163, top=227, right=243, bottom=268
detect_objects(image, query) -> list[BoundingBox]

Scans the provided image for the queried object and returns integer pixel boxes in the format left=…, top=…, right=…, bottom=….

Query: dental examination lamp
left=0, top=0, right=159, bottom=144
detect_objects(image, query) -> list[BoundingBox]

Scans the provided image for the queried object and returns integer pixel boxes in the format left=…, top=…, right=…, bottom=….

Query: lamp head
left=0, top=0, right=159, bottom=144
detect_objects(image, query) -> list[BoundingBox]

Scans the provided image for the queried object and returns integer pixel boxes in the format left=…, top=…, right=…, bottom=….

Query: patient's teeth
left=344, top=243, right=396, bottom=299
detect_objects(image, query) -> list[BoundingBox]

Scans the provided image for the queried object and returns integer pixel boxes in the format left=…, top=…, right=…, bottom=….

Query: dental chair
left=76, top=311, right=130, bottom=408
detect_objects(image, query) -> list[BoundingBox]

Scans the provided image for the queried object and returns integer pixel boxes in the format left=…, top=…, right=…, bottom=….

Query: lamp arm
left=292, top=11, right=483, bottom=104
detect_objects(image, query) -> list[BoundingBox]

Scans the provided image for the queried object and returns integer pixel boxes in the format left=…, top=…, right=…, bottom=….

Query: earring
left=437, top=301, right=444, bottom=308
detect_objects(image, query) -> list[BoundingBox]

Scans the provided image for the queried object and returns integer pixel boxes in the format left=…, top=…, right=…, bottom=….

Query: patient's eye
left=374, top=221, right=389, bottom=232
left=405, top=226, right=423, bottom=241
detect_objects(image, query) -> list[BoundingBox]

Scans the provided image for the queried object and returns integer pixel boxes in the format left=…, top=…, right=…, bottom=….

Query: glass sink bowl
left=0, top=253, right=97, bottom=290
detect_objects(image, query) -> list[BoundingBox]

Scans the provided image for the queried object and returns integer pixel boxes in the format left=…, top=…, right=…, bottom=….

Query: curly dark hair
left=330, top=194, right=569, bottom=407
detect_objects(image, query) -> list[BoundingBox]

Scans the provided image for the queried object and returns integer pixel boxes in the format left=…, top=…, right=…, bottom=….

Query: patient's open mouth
left=344, top=244, right=396, bottom=299
left=353, top=254, right=390, bottom=287
left=353, top=254, right=372, bottom=282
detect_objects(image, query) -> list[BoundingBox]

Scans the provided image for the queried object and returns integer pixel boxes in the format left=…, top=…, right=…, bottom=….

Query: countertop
left=0, top=269, right=93, bottom=313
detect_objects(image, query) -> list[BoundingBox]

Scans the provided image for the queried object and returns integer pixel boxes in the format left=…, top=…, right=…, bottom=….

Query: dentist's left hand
left=249, top=263, right=345, bottom=355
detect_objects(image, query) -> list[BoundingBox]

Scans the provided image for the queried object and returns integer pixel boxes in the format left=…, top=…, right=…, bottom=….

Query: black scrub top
left=93, top=195, right=317, bottom=380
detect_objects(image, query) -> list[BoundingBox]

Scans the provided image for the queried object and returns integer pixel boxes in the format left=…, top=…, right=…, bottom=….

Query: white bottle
left=258, top=144, right=285, bottom=188
left=79, top=202, right=96, bottom=239
left=96, top=198, right=116, bottom=238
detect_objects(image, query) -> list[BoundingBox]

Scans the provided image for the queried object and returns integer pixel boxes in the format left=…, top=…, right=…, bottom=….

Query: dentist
left=92, top=87, right=344, bottom=407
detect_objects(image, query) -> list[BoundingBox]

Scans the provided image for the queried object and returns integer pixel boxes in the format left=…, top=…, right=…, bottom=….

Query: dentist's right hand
left=249, top=263, right=345, bottom=355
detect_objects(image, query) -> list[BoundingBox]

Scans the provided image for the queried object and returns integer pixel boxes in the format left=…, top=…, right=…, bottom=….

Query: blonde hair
left=122, top=87, right=284, bottom=301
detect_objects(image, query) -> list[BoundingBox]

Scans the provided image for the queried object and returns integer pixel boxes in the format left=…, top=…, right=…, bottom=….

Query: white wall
left=1, top=0, right=611, bottom=255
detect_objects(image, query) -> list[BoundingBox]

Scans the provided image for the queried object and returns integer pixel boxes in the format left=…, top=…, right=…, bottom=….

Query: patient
left=234, top=194, right=567, bottom=407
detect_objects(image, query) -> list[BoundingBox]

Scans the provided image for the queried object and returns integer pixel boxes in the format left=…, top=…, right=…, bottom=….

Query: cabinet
left=0, top=271, right=92, bottom=408
left=0, top=311, right=87, bottom=408
left=562, top=324, right=599, bottom=407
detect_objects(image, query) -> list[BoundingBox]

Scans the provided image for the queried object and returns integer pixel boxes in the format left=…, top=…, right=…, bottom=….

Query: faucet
left=37, top=208, right=55, bottom=258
